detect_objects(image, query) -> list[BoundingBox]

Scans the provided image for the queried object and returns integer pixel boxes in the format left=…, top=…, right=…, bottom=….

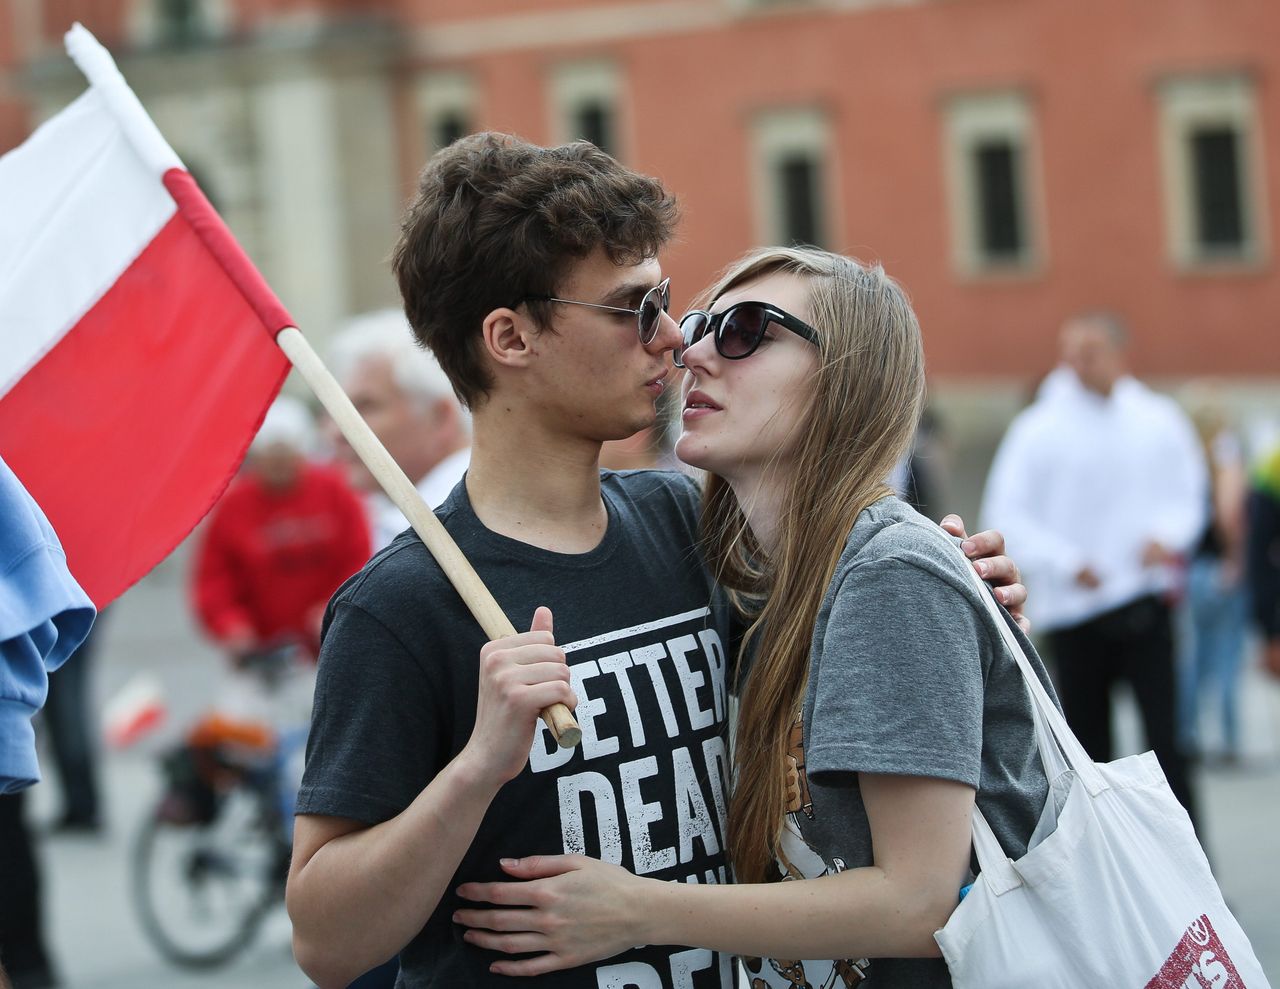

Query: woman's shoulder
left=820, top=497, right=1016, bottom=676
left=836, top=496, right=975, bottom=590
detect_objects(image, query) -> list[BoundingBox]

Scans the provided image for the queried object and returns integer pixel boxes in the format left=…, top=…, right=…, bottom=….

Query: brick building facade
left=3, top=0, right=1277, bottom=506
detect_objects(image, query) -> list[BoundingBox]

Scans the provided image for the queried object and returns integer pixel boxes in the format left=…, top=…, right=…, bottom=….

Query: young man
left=287, top=133, right=1025, bottom=989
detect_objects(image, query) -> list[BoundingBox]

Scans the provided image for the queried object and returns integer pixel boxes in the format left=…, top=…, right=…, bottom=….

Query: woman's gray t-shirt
left=744, top=496, right=1056, bottom=989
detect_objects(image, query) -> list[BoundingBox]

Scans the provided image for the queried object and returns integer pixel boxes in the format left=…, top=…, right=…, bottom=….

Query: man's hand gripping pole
left=275, top=326, right=582, bottom=749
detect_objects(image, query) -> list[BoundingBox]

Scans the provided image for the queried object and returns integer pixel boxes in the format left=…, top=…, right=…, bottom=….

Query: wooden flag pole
left=275, top=326, right=582, bottom=749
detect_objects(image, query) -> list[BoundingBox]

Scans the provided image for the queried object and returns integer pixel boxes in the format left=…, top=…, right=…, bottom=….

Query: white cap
left=251, top=395, right=315, bottom=454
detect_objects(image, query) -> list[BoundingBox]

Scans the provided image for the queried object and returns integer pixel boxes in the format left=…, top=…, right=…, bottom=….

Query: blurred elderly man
left=331, top=310, right=470, bottom=549
left=191, top=396, right=371, bottom=663
left=982, top=311, right=1206, bottom=823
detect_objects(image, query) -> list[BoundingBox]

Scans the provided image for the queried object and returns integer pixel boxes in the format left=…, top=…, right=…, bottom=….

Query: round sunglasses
left=525, top=277, right=671, bottom=345
left=674, top=301, right=821, bottom=368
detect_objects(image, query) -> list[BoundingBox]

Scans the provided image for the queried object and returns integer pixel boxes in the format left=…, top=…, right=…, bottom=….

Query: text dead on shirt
left=527, top=620, right=731, bottom=884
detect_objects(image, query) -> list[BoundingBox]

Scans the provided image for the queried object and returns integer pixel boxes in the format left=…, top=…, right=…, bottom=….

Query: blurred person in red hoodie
left=192, top=395, right=371, bottom=664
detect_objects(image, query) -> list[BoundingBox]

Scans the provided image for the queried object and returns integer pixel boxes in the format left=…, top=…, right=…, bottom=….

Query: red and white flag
left=102, top=672, right=167, bottom=748
left=0, top=25, right=292, bottom=607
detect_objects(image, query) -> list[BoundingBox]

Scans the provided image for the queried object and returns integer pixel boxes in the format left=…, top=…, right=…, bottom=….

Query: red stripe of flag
left=0, top=175, right=290, bottom=607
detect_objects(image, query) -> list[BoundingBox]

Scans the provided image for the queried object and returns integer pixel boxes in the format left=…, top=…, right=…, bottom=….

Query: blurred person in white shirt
left=982, top=310, right=1207, bottom=824
left=330, top=309, right=470, bottom=550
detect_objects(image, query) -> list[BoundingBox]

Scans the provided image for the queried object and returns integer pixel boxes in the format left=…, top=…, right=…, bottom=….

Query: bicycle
left=130, top=644, right=311, bottom=969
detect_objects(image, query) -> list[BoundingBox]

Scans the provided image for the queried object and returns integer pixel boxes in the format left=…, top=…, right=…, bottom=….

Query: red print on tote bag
left=1146, top=915, right=1248, bottom=989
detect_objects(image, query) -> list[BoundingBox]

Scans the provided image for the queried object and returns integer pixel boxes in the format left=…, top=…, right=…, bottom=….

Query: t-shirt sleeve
left=296, top=596, right=449, bottom=824
left=805, top=556, right=986, bottom=789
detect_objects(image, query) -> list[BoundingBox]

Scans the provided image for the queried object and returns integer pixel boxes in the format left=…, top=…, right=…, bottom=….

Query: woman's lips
left=682, top=389, right=722, bottom=420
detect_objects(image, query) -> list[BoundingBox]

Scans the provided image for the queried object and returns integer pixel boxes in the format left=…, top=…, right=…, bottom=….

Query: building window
left=417, top=73, right=475, bottom=156
left=434, top=110, right=469, bottom=151
left=974, top=140, right=1023, bottom=259
left=1192, top=128, right=1243, bottom=248
left=551, top=61, right=623, bottom=158
left=943, top=91, right=1041, bottom=276
left=158, top=0, right=201, bottom=44
left=129, top=0, right=230, bottom=45
left=574, top=101, right=615, bottom=156
left=751, top=109, right=832, bottom=248
left=1158, top=75, right=1266, bottom=268
left=779, top=155, right=821, bottom=247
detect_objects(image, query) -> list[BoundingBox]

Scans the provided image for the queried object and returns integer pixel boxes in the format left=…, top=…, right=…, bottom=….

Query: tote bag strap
left=969, top=802, right=1021, bottom=894
left=1025, top=662, right=1072, bottom=784
left=948, top=538, right=1107, bottom=796
left=967, top=686, right=1071, bottom=892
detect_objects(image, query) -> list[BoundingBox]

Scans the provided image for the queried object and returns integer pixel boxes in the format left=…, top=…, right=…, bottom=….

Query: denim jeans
left=1180, top=557, right=1248, bottom=756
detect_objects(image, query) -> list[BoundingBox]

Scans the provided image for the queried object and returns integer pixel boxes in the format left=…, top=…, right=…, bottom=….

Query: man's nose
left=648, top=309, right=683, bottom=356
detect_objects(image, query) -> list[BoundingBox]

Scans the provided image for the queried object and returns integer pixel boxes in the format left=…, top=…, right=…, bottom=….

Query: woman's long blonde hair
left=697, top=247, right=926, bottom=884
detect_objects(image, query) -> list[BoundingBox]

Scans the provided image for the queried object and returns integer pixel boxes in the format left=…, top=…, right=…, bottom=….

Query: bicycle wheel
left=131, top=779, right=286, bottom=968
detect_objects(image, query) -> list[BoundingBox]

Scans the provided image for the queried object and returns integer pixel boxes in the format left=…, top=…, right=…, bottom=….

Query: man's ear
left=482, top=307, right=537, bottom=370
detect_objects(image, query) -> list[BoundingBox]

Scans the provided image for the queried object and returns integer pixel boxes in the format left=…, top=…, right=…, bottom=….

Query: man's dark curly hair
left=390, top=133, right=679, bottom=408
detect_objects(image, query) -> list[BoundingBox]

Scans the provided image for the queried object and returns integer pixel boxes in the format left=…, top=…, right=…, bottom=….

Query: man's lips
left=645, top=371, right=668, bottom=394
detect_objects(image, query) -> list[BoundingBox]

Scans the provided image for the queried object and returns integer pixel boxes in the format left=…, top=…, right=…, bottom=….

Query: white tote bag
left=935, top=551, right=1271, bottom=989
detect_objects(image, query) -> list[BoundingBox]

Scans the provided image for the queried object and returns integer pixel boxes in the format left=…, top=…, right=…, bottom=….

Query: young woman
left=454, top=247, right=1057, bottom=988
